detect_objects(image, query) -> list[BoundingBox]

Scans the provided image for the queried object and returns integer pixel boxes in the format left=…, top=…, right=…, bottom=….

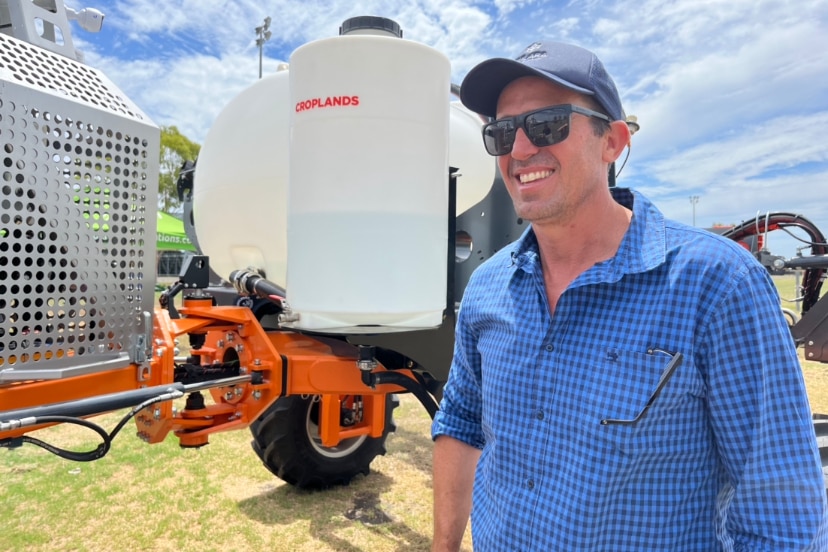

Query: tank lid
left=339, top=16, right=402, bottom=38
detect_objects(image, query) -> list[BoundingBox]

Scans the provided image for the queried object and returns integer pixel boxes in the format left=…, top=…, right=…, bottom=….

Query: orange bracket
left=1, top=299, right=421, bottom=452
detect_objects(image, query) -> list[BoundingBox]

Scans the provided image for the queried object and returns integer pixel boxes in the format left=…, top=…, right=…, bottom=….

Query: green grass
left=0, top=394, right=455, bottom=552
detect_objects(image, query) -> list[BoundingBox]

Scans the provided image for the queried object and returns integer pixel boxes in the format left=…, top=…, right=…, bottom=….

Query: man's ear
left=603, top=120, right=631, bottom=163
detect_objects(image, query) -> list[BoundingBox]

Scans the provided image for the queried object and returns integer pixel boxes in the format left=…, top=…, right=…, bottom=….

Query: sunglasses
left=482, top=104, right=611, bottom=156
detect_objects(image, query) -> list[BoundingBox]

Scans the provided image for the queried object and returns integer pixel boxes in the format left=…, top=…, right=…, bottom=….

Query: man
left=431, top=40, right=828, bottom=550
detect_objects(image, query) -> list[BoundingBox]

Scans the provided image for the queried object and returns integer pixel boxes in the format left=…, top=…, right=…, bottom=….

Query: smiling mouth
left=518, top=170, right=554, bottom=184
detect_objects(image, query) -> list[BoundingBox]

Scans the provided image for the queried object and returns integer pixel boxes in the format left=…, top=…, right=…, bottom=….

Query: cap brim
left=460, top=57, right=594, bottom=118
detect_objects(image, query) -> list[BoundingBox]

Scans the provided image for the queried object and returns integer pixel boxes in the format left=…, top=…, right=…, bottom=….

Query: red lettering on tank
left=295, top=95, right=361, bottom=112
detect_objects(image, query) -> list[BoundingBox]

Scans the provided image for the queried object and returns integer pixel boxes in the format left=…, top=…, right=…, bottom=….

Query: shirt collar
left=509, top=188, right=667, bottom=277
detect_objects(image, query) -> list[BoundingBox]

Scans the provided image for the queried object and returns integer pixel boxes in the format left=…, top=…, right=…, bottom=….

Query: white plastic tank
left=449, top=100, right=495, bottom=209
left=286, top=18, right=450, bottom=331
left=193, top=19, right=495, bottom=294
left=194, top=69, right=291, bottom=285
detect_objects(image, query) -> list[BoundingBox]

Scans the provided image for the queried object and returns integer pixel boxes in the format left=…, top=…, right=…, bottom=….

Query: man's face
left=495, top=76, right=610, bottom=227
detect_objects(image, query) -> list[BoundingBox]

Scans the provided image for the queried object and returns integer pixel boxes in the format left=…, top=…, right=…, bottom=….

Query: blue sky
left=64, top=0, right=828, bottom=258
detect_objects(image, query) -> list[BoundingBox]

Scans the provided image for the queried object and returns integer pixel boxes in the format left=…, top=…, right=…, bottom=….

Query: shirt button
left=527, top=478, right=535, bottom=490
left=536, top=409, right=545, bottom=420
left=545, top=344, right=554, bottom=352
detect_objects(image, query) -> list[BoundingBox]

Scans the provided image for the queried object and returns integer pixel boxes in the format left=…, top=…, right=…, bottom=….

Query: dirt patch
left=344, top=491, right=392, bottom=525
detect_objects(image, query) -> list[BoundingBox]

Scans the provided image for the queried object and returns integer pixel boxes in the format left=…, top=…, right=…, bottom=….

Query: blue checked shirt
left=432, top=188, right=828, bottom=550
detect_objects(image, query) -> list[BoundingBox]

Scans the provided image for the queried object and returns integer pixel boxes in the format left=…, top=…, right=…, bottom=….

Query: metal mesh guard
left=0, top=33, right=160, bottom=380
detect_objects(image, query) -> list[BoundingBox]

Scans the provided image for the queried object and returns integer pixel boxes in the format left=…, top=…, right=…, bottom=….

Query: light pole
left=689, top=195, right=700, bottom=227
left=255, top=16, right=272, bottom=79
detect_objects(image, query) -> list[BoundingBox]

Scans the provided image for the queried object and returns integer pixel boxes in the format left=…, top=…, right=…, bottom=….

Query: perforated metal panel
left=0, top=32, right=159, bottom=381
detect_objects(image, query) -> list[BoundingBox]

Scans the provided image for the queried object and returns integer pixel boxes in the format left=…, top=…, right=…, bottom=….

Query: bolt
left=153, top=408, right=161, bottom=420
left=809, top=352, right=814, bottom=358
left=234, top=387, right=243, bottom=396
left=226, top=332, right=235, bottom=342
left=239, top=367, right=247, bottom=374
left=216, top=340, right=224, bottom=348
left=253, top=390, right=262, bottom=400
left=254, top=359, right=262, bottom=366
left=224, top=391, right=234, bottom=401
left=156, top=349, right=164, bottom=358
left=237, top=345, right=244, bottom=353
left=809, top=341, right=815, bottom=347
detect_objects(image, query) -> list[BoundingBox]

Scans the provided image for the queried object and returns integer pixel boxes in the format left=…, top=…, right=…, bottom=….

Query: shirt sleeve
left=699, top=264, right=828, bottom=549
left=431, top=291, right=485, bottom=449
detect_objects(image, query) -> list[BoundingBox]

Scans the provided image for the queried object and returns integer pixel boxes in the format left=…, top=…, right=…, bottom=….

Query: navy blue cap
left=460, top=41, right=625, bottom=121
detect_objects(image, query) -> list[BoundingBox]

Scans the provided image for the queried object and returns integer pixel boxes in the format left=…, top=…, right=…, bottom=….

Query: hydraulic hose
left=0, top=388, right=184, bottom=462
left=1, top=416, right=112, bottom=461
left=0, top=377, right=248, bottom=462
left=371, top=371, right=440, bottom=419
left=722, top=212, right=827, bottom=313
left=229, top=269, right=286, bottom=308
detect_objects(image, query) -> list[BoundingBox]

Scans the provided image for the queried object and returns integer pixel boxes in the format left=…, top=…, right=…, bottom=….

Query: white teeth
left=518, top=170, right=553, bottom=183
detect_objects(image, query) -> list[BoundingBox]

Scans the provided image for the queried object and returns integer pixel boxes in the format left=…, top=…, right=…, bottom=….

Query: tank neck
left=339, top=16, right=402, bottom=38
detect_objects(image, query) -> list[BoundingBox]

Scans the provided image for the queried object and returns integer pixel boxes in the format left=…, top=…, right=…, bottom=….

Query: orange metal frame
left=0, top=296, right=413, bottom=449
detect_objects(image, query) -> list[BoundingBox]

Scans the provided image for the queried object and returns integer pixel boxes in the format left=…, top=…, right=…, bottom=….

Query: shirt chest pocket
left=580, top=350, right=667, bottom=420
left=570, top=349, right=705, bottom=453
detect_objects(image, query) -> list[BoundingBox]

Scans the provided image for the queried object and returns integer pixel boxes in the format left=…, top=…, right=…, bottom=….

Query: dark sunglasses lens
left=525, top=109, right=570, bottom=147
left=483, top=121, right=516, bottom=155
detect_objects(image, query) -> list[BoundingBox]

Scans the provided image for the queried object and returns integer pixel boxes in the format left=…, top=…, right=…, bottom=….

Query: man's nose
left=509, top=128, right=539, bottom=160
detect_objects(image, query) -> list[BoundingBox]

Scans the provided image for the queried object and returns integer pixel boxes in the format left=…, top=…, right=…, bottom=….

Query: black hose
left=722, top=212, right=827, bottom=313
left=1, top=416, right=111, bottom=462
left=229, top=269, right=286, bottom=308
left=371, top=371, right=440, bottom=419
left=0, top=389, right=183, bottom=462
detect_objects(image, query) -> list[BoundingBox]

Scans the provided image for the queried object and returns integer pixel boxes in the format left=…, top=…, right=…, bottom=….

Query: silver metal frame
left=0, top=32, right=159, bottom=381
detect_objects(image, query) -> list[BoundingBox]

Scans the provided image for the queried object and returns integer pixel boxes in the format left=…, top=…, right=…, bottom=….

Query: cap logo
left=518, top=51, right=546, bottom=62
left=516, top=42, right=546, bottom=62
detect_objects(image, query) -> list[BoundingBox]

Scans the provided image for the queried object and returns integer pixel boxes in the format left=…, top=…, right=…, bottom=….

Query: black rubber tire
left=814, top=417, right=828, bottom=494
left=250, top=394, right=399, bottom=489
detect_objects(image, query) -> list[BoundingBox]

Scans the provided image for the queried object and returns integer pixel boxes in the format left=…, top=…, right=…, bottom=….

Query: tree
left=159, top=125, right=201, bottom=212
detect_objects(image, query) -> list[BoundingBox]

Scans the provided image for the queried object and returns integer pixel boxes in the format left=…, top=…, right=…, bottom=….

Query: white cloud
left=82, top=49, right=257, bottom=141
left=493, top=0, right=539, bottom=17
left=590, top=0, right=828, bottom=158
left=646, top=113, right=828, bottom=189
left=643, top=167, right=828, bottom=252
